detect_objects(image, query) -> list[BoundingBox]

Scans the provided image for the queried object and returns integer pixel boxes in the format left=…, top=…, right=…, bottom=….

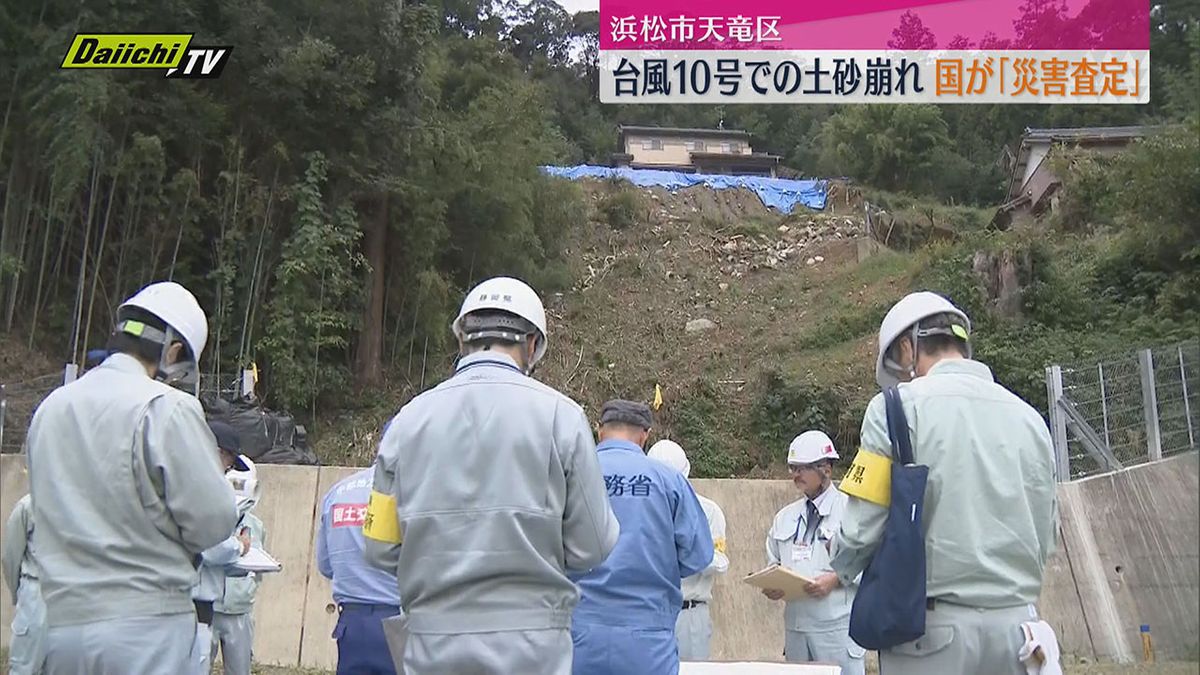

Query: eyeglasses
left=788, top=463, right=820, bottom=473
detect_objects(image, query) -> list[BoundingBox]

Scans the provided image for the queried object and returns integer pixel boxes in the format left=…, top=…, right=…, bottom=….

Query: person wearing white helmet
left=831, top=291, right=1058, bottom=675
left=198, top=420, right=267, bottom=675
left=363, top=276, right=619, bottom=675
left=761, top=431, right=866, bottom=675
left=25, top=281, right=238, bottom=675
left=646, top=439, right=729, bottom=661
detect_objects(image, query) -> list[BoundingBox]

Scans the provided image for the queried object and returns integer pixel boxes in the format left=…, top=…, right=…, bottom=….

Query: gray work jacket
left=365, top=351, right=619, bottom=635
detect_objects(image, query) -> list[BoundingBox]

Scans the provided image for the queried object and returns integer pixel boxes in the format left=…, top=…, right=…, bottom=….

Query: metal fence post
left=1098, top=361, right=1111, bottom=450
left=0, top=383, right=6, bottom=452
left=1139, top=348, right=1163, bottom=462
left=1182, top=344, right=1196, bottom=451
left=1047, top=365, right=1071, bottom=480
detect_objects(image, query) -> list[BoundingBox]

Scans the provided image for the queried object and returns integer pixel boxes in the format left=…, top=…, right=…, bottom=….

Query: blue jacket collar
left=597, top=439, right=645, bottom=455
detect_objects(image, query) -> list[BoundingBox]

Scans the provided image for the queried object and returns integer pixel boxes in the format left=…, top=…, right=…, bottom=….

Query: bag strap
left=884, top=386, right=915, bottom=466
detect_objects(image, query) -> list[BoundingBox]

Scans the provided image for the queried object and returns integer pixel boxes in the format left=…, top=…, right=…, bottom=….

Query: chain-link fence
left=199, top=370, right=251, bottom=403
left=1046, top=340, right=1199, bottom=480
left=0, top=373, right=64, bottom=453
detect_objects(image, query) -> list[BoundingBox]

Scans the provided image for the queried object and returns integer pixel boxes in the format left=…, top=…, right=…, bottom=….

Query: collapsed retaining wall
left=1, top=453, right=1195, bottom=666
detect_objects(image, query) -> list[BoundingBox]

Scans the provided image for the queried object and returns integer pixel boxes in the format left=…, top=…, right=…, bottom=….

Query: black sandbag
left=273, top=415, right=296, bottom=448
left=255, top=443, right=318, bottom=466
left=293, top=425, right=309, bottom=453
left=226, top=403, right=272, bottom=460
left=201, top=396, right=231, bottom=419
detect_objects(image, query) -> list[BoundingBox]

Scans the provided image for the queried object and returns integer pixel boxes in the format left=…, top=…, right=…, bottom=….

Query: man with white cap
left=831, top=291, right=1058, bottom=675
left=25, top=281, right=238, bottom=675
left=363, top=276, right=619, bottom=674
left=646, top=439, right=729, bottom=661
left=571, top=401, right=713, bottom=675
left=762, top=431, right=865, bottom=675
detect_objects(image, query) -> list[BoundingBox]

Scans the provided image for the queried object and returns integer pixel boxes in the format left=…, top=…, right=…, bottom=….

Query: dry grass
left=305, top=181, right=923, bottom=474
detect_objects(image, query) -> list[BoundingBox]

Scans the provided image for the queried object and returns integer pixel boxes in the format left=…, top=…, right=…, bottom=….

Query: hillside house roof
left=1003, top=125, right=1159, bottom=201
left=617, top=125, right=752, bottom=145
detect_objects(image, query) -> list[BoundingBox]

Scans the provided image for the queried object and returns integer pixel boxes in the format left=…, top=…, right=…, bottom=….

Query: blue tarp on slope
left=541, top=165, right=827, bottom=214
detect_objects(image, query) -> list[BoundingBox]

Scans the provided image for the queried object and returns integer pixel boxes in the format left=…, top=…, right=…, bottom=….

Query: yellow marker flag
left=653, top=384, right=663, bottom=410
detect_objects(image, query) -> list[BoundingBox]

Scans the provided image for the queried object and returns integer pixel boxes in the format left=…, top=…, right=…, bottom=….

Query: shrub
left=750, top=370, right=853, bottom=470
left=667, top=382, right=747, bottom=478
left=598, top=188, right=644, bottom=230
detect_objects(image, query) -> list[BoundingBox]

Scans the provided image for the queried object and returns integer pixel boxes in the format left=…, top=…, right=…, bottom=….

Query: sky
left=553, top=0, right=598, bottom=14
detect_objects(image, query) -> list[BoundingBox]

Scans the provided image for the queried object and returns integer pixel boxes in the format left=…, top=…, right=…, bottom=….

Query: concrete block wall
left=1, top=453, right=1196, bottom=667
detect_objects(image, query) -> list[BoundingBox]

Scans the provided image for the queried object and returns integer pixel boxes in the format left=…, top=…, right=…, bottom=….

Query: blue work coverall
left=317, top=468, right=403, bottom=675
left=571, top=439, right=714, bottom=675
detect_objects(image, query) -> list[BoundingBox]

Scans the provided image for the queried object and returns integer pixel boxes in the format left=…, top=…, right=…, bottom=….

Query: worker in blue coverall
left=571, top=399, right=714, bottom=675
left=317, top=464, right=402, bottom=675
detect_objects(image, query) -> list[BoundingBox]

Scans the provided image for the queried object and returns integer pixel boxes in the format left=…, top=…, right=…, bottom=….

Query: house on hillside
left=611, top=125, right=783, bottom=177
left=992, top=125, right=1159, bottom=229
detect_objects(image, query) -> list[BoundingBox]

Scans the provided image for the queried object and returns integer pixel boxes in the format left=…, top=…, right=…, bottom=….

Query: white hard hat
left=118, top=281, right=209, bottom=360
left=648, top=439, right=690, bottom=478
left=226, top=455, right=261, bottom=516
left=875, top=291, right=971, bottom=388
left=787, top=430, right=839, bottom=464
left=451, top=276, right=548, bottom=368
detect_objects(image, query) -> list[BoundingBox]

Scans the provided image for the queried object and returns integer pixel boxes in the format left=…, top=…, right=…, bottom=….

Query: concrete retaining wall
left=1, top=452, right=1196, bottom=666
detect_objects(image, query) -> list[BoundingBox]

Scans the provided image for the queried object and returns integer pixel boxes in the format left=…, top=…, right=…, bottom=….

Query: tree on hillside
left=818, top=105, right=953, bottom=192
left=888, top=11, right=938, bottom=49
left=947, top=34, right=974, bottom=49
left=259, top=153, right=365, bottom=413
left=1013, top=0, right=1082, bottom=48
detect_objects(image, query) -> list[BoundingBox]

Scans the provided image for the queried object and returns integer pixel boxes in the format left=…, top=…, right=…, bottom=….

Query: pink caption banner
left=600, top=0, right=1149, bottom=51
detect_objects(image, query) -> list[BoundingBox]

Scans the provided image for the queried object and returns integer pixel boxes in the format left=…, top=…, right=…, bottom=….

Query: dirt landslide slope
left=531, top=180, right=928, bottom=478
left=0, top=181, right=926, bottom=475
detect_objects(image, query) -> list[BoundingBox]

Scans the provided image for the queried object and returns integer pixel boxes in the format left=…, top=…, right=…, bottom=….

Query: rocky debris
left=712, top=216, right=862, bottom=278
left=685, top=318, right=718, bottom=334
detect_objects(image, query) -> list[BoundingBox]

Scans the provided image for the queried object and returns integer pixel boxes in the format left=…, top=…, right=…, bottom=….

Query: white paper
left=232, top=547, right=282, bottom=573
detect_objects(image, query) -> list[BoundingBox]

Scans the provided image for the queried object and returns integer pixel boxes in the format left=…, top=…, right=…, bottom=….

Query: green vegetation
left=597, top=187, right=645, bottom=231
left=916, top=129, right=1200, bottom=410
left=665, top=381, right=747, bottom=478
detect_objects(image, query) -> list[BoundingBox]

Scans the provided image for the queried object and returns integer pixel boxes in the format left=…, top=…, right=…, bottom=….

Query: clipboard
left=232, top=547, right=283, bottom=573
left=742, top=564, right=815, bottom=600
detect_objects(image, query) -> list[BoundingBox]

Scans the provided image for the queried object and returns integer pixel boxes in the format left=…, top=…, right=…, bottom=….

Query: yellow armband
left=362, top=490, right=403, bottom=544
left=840, top=449, right=892, bottom=507
left=713, top=537, right=727, bottom=555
